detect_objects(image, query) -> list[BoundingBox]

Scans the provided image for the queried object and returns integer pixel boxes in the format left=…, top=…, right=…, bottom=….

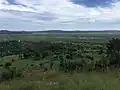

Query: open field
left=1, top=31, right=120, bottom=41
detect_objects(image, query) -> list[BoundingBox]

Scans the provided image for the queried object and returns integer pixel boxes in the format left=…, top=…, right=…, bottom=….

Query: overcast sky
left=0, top=0, right=120, bottom=31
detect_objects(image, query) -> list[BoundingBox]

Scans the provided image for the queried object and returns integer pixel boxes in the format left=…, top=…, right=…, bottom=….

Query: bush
left=0, top=67, right=23, bottom=82
left=44, top=67, right=48, bottom=72
left=39, top=63, right=43, bottom=68
left=4, top=62, right=12, bottom=68
left=11, top=59, right=15, bottom=62
left=0, top=64, right=3, bottom=67
left=30, top=64, right=34, bottom=67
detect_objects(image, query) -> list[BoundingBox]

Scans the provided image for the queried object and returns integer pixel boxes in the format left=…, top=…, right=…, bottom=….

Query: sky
left=0, top=0, right=120, bottom=31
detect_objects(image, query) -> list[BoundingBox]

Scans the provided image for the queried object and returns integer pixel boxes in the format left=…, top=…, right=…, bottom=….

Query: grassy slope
left=0, top=33, right=119, bottom=90
left=0, top=71, right=120, bottom=90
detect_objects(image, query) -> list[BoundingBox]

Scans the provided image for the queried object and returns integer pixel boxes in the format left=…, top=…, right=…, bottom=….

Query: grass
left=0, top=71, right=120, bottom=90
left=0, top=34, right=113, bottom=43
left=0, top=33, right=119, bottom=90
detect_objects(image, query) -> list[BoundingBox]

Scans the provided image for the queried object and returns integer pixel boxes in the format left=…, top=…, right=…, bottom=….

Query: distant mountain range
left=0, top=30, right=120, bottom=34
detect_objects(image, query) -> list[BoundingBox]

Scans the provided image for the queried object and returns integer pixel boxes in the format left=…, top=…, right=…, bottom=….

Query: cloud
left=0, top=0, right=120, bottom=30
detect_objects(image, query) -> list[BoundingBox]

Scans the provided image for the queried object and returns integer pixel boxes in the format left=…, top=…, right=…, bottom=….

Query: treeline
left=0, top=30, right=120, bottom=34
left=0, top=30, right=32, bottom=34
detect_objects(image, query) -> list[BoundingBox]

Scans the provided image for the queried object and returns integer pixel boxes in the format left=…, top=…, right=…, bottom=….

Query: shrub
left=4, top=62, right=12, bottom=68
left=44, top=67, right=48, bottom=72
left=11, top=59, right=15, bottom=62
left=0, top=64, right=3, bottom=67
left=30, top=64, right=34, bottom=67
left=0, top=69, right=13, bottom=82
left=39, top=63, right=43, bottom=68
left=0, top=67, right=23, bottom=82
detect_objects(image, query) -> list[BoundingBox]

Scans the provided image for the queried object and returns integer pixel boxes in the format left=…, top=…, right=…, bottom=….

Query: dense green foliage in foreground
left=0, top=34, right=120, bottom=90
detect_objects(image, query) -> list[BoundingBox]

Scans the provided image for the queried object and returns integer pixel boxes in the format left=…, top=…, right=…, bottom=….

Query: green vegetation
left=0, top=32, right=120, bottom=90
left=1, top=71, right=120, bottom=90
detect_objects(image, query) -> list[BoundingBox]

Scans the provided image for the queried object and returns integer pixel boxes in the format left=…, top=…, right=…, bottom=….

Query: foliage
left=4, top=62, right=12, bottom=68
left=106, top=38, right=120, bottom=68
left=0, top=37, right=120, bottom=73
left=0, top=67, right=23, bottom=82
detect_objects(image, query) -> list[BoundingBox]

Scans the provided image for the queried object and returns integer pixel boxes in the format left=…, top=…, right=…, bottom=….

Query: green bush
left=0, top=67, right=23, bottom=82
left=4, top=62, right=12, bottom=68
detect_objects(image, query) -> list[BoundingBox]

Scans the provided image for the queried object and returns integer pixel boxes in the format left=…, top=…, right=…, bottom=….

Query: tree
left=106, top=38, right=120, bottom=68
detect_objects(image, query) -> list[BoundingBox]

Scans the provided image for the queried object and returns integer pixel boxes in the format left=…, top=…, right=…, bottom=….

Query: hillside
left=0, top=30, right=120, bottom=34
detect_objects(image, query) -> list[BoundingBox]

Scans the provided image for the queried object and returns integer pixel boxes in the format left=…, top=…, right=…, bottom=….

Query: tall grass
left=0, top=71, right=120, bottom=90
